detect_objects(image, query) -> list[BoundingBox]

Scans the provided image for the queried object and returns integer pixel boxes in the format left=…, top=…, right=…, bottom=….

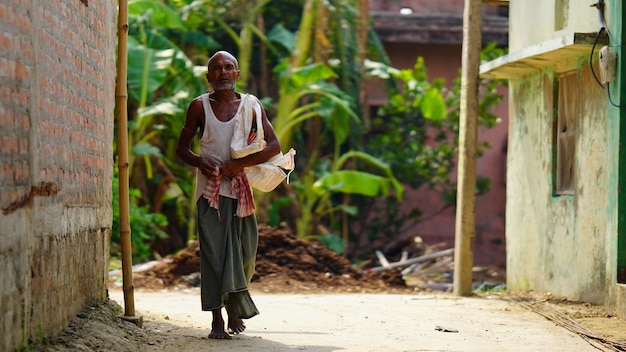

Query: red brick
left=19, top=38, right=33, bottom=59
left=17, top=11, right=31, bottom=33
left=18, top=138, right=27, bottom=154
left=1, top=137, right=18, bottom=154
left=4, top=6, right=15, bottom=27
left=14, top=161, right=28, bottom=180
left=15, top=61, right=29, bottom=81
left=14, top=89, right=27, bottom=105
left=0, top=58, right=9, bottom=79
left=17, top=113, right=29, bottom=129
left=0, top=87, right=10, bottom=102
left=0, top=32, right=10, bottom=52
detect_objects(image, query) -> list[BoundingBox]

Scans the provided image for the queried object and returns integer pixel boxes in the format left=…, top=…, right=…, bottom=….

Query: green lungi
left=196, top=197, right=259, bottom=319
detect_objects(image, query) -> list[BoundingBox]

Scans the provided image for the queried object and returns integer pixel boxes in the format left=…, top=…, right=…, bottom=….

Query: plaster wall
left=505, top=63, right=608, bottom=303
left=0, top=0, right=117, bottom=350
left=509, top=0, right=600, bottom=52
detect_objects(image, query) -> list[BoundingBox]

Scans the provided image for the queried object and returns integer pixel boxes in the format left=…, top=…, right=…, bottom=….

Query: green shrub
left=111, top=170, right=168, bottom=263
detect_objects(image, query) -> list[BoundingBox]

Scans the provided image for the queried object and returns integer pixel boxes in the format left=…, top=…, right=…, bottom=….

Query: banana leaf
left=128, top=0, right=186, bottom=29
left=313, top=170, right=400, bottom=198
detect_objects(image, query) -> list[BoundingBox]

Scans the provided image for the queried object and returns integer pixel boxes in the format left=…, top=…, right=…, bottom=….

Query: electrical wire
left=606, top=82, right=626, bottom=108
left=589, top=1, right=625, bottom=109
left=590, top=28, right=626, bottom=108
left=589, top=27, right=607, bottom=91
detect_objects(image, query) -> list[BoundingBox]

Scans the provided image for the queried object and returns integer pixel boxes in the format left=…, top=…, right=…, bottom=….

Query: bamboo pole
left=453, top=0, right=482, bottom=296
left=357, top=0, right=370, bottom=128
left=116, top=0, right=142, bottom=327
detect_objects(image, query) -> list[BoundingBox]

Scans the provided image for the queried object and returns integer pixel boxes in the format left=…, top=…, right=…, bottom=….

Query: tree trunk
left=453, top=0, right=482, bottom=296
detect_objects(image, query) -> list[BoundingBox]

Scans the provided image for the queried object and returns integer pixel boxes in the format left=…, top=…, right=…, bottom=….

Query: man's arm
left=220, top=104, right=282, bottom=178
left=176, top=98, right=220, bottom=177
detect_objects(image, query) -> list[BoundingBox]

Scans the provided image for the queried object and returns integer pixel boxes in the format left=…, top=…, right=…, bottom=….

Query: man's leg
left=209, top=308, right=232, bottom=339
left=228, top=316, right=246, bottom=334
left=226, top=214, right=259, bottom=334
left=197, top=199, right=232, bottom=339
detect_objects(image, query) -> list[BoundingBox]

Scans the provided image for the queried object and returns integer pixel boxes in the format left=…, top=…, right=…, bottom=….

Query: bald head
left=207, top=51, right=239, bottom=70
left=206, top=51, right=240, bottom=91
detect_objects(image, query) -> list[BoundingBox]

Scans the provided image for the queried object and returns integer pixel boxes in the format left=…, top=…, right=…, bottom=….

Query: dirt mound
left=124, top=224, right=408, bottom=293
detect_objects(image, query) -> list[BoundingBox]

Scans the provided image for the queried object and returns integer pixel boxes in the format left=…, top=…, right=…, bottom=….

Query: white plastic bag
left=245, top=148, right=296, bottom=192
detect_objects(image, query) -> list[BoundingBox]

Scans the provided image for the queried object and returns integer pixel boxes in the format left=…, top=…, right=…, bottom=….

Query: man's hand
left=220, top=159, right=245, bottom=178
left=199, top=157, right=221, bottom=178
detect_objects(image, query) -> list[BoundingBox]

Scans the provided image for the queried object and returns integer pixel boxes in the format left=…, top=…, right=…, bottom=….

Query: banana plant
left=122, top=0, right=212, bottom=241
left=296, top=150, right=405, bottom=242
left=273, top=60, right=405, bottom=239
left=183, top=0, right=283, bottom=91
left=262, top=0, right=407, bottom=241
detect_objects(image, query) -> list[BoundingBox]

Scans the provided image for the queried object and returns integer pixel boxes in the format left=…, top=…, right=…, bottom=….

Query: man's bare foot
left=228, top=317, right=246, bottom=334
left=209, top=321, right=232, bottom=340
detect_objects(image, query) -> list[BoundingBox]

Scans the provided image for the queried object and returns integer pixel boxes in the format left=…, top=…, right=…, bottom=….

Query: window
left=554, top=71, right=577, bottom=195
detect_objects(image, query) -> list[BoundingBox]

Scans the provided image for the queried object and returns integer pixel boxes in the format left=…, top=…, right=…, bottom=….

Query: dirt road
left=108, top=288, right=606, bottom=352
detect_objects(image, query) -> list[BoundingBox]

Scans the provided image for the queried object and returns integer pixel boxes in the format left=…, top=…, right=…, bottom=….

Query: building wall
left=505, top=65, right=608, bottom=303
left=606, top=0, right=626, bottom=319
left=503, top=0, right=614, bottom=304
left=0, top=0, right=117, bottom=350
left=509, top=0, right=599, bottom=52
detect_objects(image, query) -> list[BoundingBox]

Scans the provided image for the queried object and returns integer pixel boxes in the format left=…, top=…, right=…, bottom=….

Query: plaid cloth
left=202, top=171, right=256, bottom=220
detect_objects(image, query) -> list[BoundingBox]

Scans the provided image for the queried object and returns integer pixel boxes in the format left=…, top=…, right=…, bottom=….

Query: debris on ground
left=109, top=224, right=505, bottom=294
left=29, top=299, right=152, bottom=351
left=506, top=293, right=626, bottom=349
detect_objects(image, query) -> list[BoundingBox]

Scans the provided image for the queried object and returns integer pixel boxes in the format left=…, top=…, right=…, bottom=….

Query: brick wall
left=0, top=0, right=117, bottom=350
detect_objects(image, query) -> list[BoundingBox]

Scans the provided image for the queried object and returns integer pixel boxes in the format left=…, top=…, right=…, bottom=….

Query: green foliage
left=360, top=52, right=504, bottom=243
left=366, top=57, right=454, bottom=190
left=129, top=1, right=186, bottom=29
left=481, top=42, right=508, bottom=62
left=473, top=282, right=507, bottom=294
left=114, top=0, right=506, bottom=260
left=111, top=169, right=169, bottom=263
left=114, top=0, right=206, bottom=261
left=321, top=233, right=345, bottom=254
left=267, top=197, right=293, bottom=227
left=313, top=170, right=396, bottom=198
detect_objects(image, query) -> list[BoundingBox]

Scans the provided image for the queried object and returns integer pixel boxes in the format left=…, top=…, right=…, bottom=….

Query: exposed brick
left=1, top=137, right=18, bottom=154
left=0, top=86, right=10, bottom=102
left=18, top=38, right=33, bottom=59
left=17, top=113, right=29, bottom=129
left=18, top=138, right=27, bottom=154
left=16, top=11, right=31, bottom=33
left=15, top=61, right=29, bottom=81
left=2, top=1, right=117, bottom=349
left=0, top=57, right=9, bottom=79
left=14, top=161, right=28, bottom=181
left=0, top=32, right=10, bottom=53
left=14, top=89, right=27, bottom=106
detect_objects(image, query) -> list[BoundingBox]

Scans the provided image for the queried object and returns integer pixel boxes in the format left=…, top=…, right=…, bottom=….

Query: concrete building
left=481, top=0, right=626, bottom=317
left=369, top=0, right=510, bottom=267
left=0, top=1, right=117, bottom=350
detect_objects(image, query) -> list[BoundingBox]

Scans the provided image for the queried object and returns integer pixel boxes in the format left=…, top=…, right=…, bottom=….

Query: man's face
left=206, top=54, right=239, bottom=91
